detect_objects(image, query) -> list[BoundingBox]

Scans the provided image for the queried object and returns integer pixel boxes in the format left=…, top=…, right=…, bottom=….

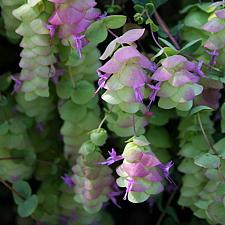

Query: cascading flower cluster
left=72, top=129, right=115, bottom=213
left=13, top=0, right=57, bottom=101
left=48, top=0, right=100, bottom=57
left=203, top=2, right=225, bottom=69
left=177, top=111, right=225, bottom=223
left=98, top=29, right=156, bottom=114
left=0, top=0, right=24, bottom=43
left=115, top=136, right=172, bottom=203
left=35, top=178, right=114, bottom=225
left=2, top=0, right=225, bottom=224
left=57, top=44, right=101, bottom=159
left=0, top=97, right=34, bottom=182
left=106, top=105, right=148, bottom=137
left=151, top=55, right=204, bottom=111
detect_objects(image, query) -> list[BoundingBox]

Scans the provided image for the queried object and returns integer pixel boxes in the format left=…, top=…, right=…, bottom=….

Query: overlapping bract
left=57, top=45, right=101, bottom=158
left=177, top=111, right=225, bottom=224
left=0, top=0, right=25, bottom=43
left=116, top=136, right=164, bottom=203
left=203, top=3, right=225, bottom=68
left=0, top=98, right=34, bottom=182
left=72, top=136, right=114, bottom=213
left=106, top=105, right=148, bottom=137
left=48, top=0, right=100, bottom=48
left=152, top=55, right=203, bottom=111
left=13, top=0, right=57, bottom=100
left=99, top=29, right=155, bottom=114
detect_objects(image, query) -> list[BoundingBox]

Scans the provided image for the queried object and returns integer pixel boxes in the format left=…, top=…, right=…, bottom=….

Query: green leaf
left=134, top=4, right=145, bottom=13
left=71, top=81, right=95, bottom=105
left=207, top=202, right=225, bottom=224
left=180, top=39, right=202, bottom=54
left=190, top=106, right=213, bottom=115
left=103, top=15, right=127, bottom=29
left=85, top=20, right=108, bottom=45
left=146, top=3, right=155, bottom=16
left=18, top=195, right=38, bottom=218
left=214, top=138, right=225, bottom=157
left=158, top=38, right=176, bottom=50
left=0, top=73, right=11, bottom=91
left=146, top=126, right=171, bottom=148
left=194, top=153, right=220, bottom=169
left=13, top=181, right=32, bottom=205
left=146, top=18, right=158, bottom=32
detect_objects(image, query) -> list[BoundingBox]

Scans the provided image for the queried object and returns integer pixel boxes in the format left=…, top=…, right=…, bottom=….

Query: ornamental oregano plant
left=1, top=0, right=225, bottom=225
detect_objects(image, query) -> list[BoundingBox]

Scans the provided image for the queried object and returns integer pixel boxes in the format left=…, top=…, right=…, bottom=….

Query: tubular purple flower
left=72, top=34, right=86, bottom=59
left=36, top=122, right=44, bottom=133
left=147, top=82, right=161, bottom=107
left=11, top=75, right=22, bottom=93
left=134, top=86, right=144, bottom=103
left=61, top=173, right=75, bottom=187
left=51, top=67, right=64, bottom=84
left=45, top=24, right=57, bottom=39
left=123, top=178, right=135, bottom=200
left=158, top=161, right=175, bottom=185
left=98, top=11, right=108, bottom=20
left=98, top=148, right=123, bottom=166
left=95, top=71, right=111, bottom=94
left=108, top=190, right=122, bottom=208
left=195, top=60, right=205, bottom=77
left=206, top=49, right=219, bottom=65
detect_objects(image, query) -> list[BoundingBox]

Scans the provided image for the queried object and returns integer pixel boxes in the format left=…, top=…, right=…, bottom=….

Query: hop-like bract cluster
left=13, top=0, right=57, bottom=100
left=98, top=29, right=156, bottom=114
left=16, top=92, right=55, bottom=122
left=116, top=136, right=165, bottom=203
left=57, top=45, right=101, bottom=158
left=177, top=111, right=225, bottom=223
left=35, top=178, right=114, bottom=225
left=0, top=97, right=34, bottom=181
left=48, top=0, right=100, bottom=51
left=203, top=4, right=225, bottom=69
left=152, top=55, right=203, bottom=111
left=72, top=137, right=114, bottom=213
left=106, top=105, right=148, bottom=137
left=0, top=0, right=25, bottom=43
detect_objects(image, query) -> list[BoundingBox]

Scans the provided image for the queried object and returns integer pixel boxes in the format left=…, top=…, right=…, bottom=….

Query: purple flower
left=11, top=75, right=22, bottom=93
left=98, top=148, right=123, bottom=166
left=134, top=86, right=144, bottom=102
left=45, top=24, right=57, bottom=39
left=59, top=215, right=69, bottom=225
left=158, top=161, right=175, bottom=185
left=149, top=62, right=158, bottom=73
left=123, top=178, right=135, bottom=200
left=108, top=190, right=122, bottom=208
left=98, top=11, right=108, bottom=20
left=36, top=122, right=44, bottom=133
left=195, top=60, right=205, bottom=77
left=50, top=66, right=64, bottom=84
left=206, top=49, right=219, bottom=65
left=95, top=71, right=111, bottom=94
left=147, top=82, right=161, bottom=107
left=61, top=173, right=75, bottom=187
left=72, top=34, right=86, bottom=59
left=147, top=197, right=156, bottom=208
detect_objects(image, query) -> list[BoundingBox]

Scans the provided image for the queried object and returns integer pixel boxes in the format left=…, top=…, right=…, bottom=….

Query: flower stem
left=132, top=114, right=137, bottom=136
left=154, top=11, right=180, bottom=50
left=156, top=189, right=177, bottom=225
left=197, top=113, right=217, bottom=154
left=108, top=29, right=118, bottom=38
left=0, top=177, right=41, bottom=225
